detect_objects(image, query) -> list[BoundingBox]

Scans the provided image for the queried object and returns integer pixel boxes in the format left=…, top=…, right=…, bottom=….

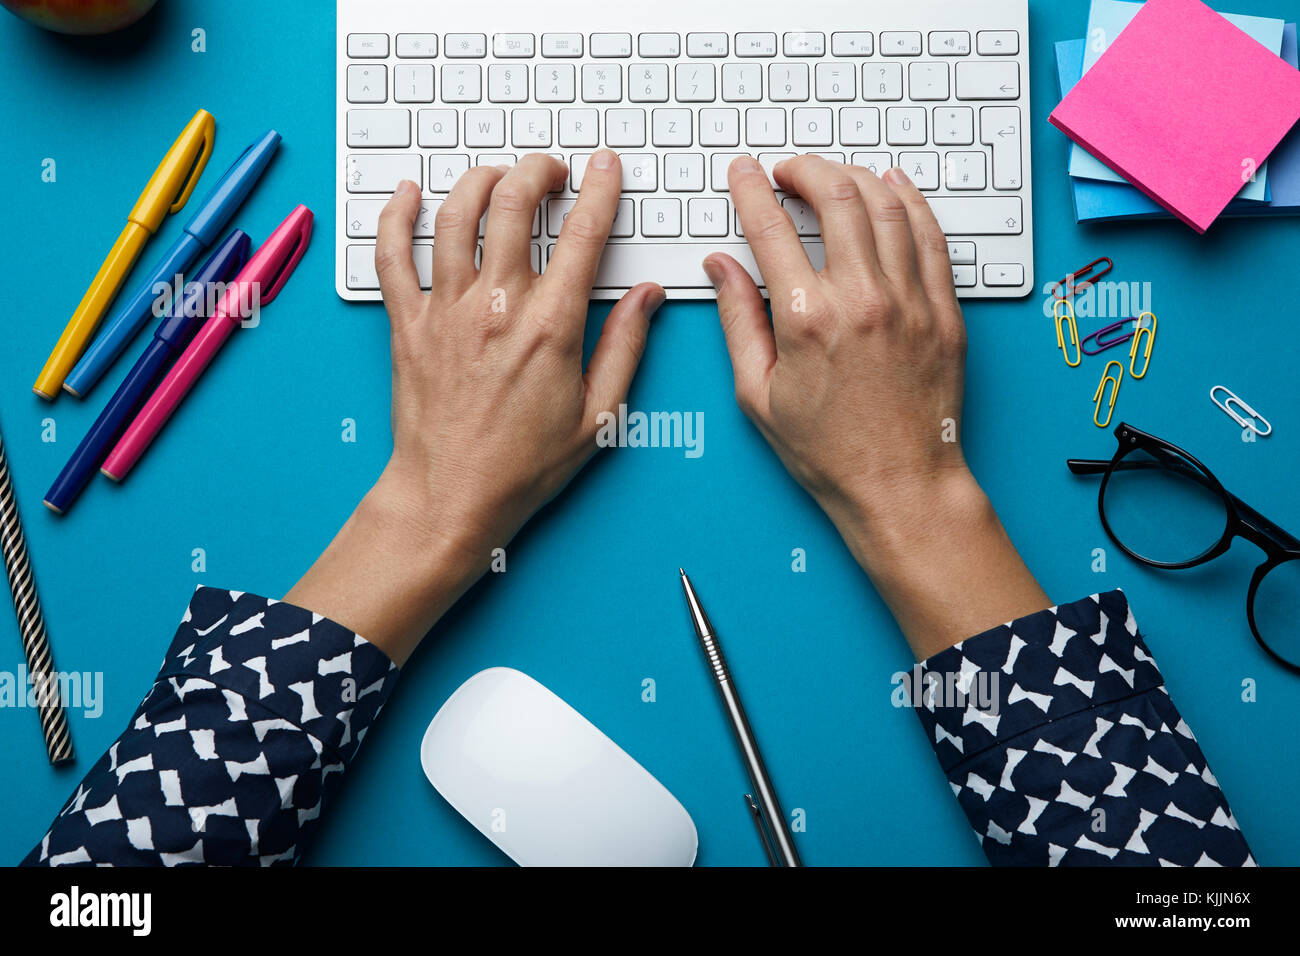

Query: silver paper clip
left=1210, top=385, right=1272, bottom=437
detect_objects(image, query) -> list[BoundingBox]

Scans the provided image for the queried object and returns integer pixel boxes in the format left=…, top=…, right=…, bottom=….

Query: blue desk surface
left=2, top=0, right=1298, bottom=866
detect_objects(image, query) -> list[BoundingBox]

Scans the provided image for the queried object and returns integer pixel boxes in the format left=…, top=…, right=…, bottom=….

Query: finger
left=880, top=167, right=961, bottom=311
left=374, top=180, right=427, bottom=320
left=482, top=154, right=566, bottom=286
left=771, top=155, right=881, bottom=282
left=840, top=164, right=920, bottom=285
left=431, top=164, right=507, bottom=294
left=728, top=155, right=815, bottom=299
left=584, top=282, right=665, bottom=419
left=543, top=149, right=622, bottom=306
left=703, top=254, right=775, bottom=418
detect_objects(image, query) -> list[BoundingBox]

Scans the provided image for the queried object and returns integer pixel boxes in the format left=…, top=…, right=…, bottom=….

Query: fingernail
left=883, top=167, right=911, bottom=186
left=590, top=149, right=617, bottom=170
left=395, top=179, right=418, bottom=197
left=702, top=258, right=723, bottom=291
left=647, top=286, right=667, bottom=314
left=494, top=163, right=512, bottom=171
left=730, top=156, right=761, bottom=173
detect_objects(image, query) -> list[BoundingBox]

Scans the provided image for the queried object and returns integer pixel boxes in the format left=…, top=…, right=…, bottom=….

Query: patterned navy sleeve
left=913, top=589, right=1254, bottom=866
left=21, top=587, right=398, bottom=867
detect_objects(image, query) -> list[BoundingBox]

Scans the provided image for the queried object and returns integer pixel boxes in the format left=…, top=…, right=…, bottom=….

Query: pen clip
left=258, top=206, right=314, bottom=306
left=745, top=793, right=780, bottom=867
left=168, top=113, right=216, bottom=214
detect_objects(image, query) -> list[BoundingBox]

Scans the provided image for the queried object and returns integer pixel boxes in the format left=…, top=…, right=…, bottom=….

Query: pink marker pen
left=101, top=205, right=313, bottom=482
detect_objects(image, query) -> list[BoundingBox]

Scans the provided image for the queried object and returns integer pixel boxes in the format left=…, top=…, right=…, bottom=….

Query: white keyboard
left=336, top=0, right=1033, bottom=301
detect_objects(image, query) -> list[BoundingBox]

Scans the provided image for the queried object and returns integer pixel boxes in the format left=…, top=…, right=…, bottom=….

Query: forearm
left=832, top=470, right=1051, bottom=661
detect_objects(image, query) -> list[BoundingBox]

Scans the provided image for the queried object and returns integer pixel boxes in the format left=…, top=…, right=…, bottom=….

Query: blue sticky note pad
left=1068, top=0, right=1283, bottom=201
left=1057, top=27, right=1300, bottom=222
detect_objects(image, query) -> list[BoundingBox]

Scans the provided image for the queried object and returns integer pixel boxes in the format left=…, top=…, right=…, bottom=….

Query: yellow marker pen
left=33, top=108, right=215, bottom=400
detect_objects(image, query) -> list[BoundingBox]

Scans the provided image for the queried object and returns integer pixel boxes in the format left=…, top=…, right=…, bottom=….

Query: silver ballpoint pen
left=679, top=568, right=802, bottom=867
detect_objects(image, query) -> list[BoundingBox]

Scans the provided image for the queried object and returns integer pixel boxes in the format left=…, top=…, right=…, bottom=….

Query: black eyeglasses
left=1069, top=423, right=1300, bottom=674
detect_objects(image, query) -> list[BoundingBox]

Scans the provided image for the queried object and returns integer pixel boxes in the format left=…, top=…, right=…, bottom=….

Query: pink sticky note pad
left=1049, top=0, right=1300, bottom=232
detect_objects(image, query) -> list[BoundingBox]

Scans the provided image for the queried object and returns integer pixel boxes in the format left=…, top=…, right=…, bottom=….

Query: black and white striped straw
left=0, top=424, right=73, bottom=765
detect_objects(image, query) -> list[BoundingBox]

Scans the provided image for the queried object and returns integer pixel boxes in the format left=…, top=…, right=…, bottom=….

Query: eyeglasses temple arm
left=1228, top=492, right=1300, bottom=551
left=1067, top=458, right=1110, bottom=475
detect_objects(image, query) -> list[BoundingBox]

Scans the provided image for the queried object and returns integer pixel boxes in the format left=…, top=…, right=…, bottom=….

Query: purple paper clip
left=1080, top=318, right=1136, bottom=356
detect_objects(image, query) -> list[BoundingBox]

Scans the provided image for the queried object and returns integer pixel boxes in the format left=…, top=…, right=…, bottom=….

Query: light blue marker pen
left=63, top=129, right=280, bottom=398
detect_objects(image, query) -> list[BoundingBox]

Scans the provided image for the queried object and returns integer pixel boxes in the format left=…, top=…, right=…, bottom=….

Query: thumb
left=704, top=254, right=775, bottom=417
left=584, top=282, right=666, bottom=420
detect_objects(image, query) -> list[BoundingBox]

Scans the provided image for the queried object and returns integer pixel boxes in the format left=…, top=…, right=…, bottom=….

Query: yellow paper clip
left=1129, top=311, right=1156, bottom=378
left=1054, top=299, right=1081, bottom=367
left=1093, top=360, right=1124, bottom=428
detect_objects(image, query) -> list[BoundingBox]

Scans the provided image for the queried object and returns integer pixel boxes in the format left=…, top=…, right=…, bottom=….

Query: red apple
left=0, top=0, right=159, bottom=35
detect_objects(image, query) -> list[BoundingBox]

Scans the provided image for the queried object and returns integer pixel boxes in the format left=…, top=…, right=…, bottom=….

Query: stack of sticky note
left=1050, top=0, right=1300, bottom=230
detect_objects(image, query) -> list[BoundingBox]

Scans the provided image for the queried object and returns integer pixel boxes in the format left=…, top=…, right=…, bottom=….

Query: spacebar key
left=573, top=242, right=827, bottom=289
left=927, top=197, right=1023, bottom=235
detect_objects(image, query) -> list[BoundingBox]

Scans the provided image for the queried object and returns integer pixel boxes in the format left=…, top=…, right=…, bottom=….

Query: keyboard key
left=928, top=31, right=970, bottom=55
left=347, top=243, right=433, bottom=290
left=396, top=34, right=437, bottom=57
left=700, top=108, right=740, bottom=147
left=675, top=63, right=716, bottom=102
left=642, top=198, right=682, bottom=236
left=839, top=107, right=880, bottom=146
left=722, top=63, right=762, bottom=102
left=476, top=153, right=516, bottom=167
left=629, top=63, right=670, bottom=102
left=620, top=153, right=658, bottom=190
left=347, top=153, right=421, bottom=192
left=956, top=61, right=1019, bottom=99
left=980, top=105, right=1023, bottom=189
left=769, top=63, right=810, bottom=101
left=441, top=64, right=482, bottom=102
left=976, top=31, right=1019, bottom=55
left=547, top=197, right=634, bottom=235
left=831, top=32, right=874, bottom=56
left=951, top=264, right=977, bottom=287
left=417, top=109, right=458, bottom=147
left=445, top=33, right=487, bottom=57
left=606, top=108, right=648, bottom=147
left=710, top=152, right=749, bottom=190
left=488, top=64, right=528, bottom=103
left=639, top=33, right=681, bottom=57
left=926, top=196, right=1022, bottom=234
left=591, top=33, right=633, bottom=57
left=652, top=108, right=693, bottom=146
left=347, top=199, right=439, bottom=238
left=758, top=151, right=796, bottom=186
left=464, top=109, right=506, bottom=147
left=493, top=33, right=534, bottom=57
left=898, top=151, right=939, bottom=190
left=582, top=64, right=622, bottom=102
left=783, top=32, right=825, bottom=56
left=745, top=108, right=786, bottom=147
left=737, top=33, right=778, bottom=57
left=781, top=197, right=819, bottom=235
left=665, top=153, right=705, bottom=191
left=393, top=65, right=434, bottom=103
left=348, top=34, right=389, bottom=58
left=947, top=241, right=976, bottom=265
left=907, top=62, right=949, bottom=101
left=556, top=241, right=826, bottom=290
left=933, top=106, right=974, bottom=145
left=687, top=33, right=728, bottom=57
left=885, top=107, right=925, bottom=145
left=347, top=109, right=410, bottom=148
left=983, top=263, right=1024, bottom=286
left=944, top=151, right=986, bottom=189
left=429, top=154, right=471, bottom=192
left=542, top=33, right=583, bottom=57
left=559, top=108, right=599, bottom=147
left=512, top=109, right=553, bottom=147
left=880, top=32, right=922, bottom=55
left=862, top=62, right=903, bottom=100
left=688, top=198, right=730, bottom=236
left=815, top=63, right=855, bottom=101
left=536, top=64, right=576, bottom=102
left=792, top=107, right=833, bottom=146
left=851, top=151, right=893, bottom=175
left=346, top=65, right=386, bottom=103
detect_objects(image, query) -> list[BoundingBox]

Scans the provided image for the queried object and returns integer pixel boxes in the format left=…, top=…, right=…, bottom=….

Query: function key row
left=347, top=31, right=1020, bottom=60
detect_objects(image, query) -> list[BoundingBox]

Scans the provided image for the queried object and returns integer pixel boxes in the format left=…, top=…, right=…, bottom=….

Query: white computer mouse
left=420, top=667, right=698, bottom=866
